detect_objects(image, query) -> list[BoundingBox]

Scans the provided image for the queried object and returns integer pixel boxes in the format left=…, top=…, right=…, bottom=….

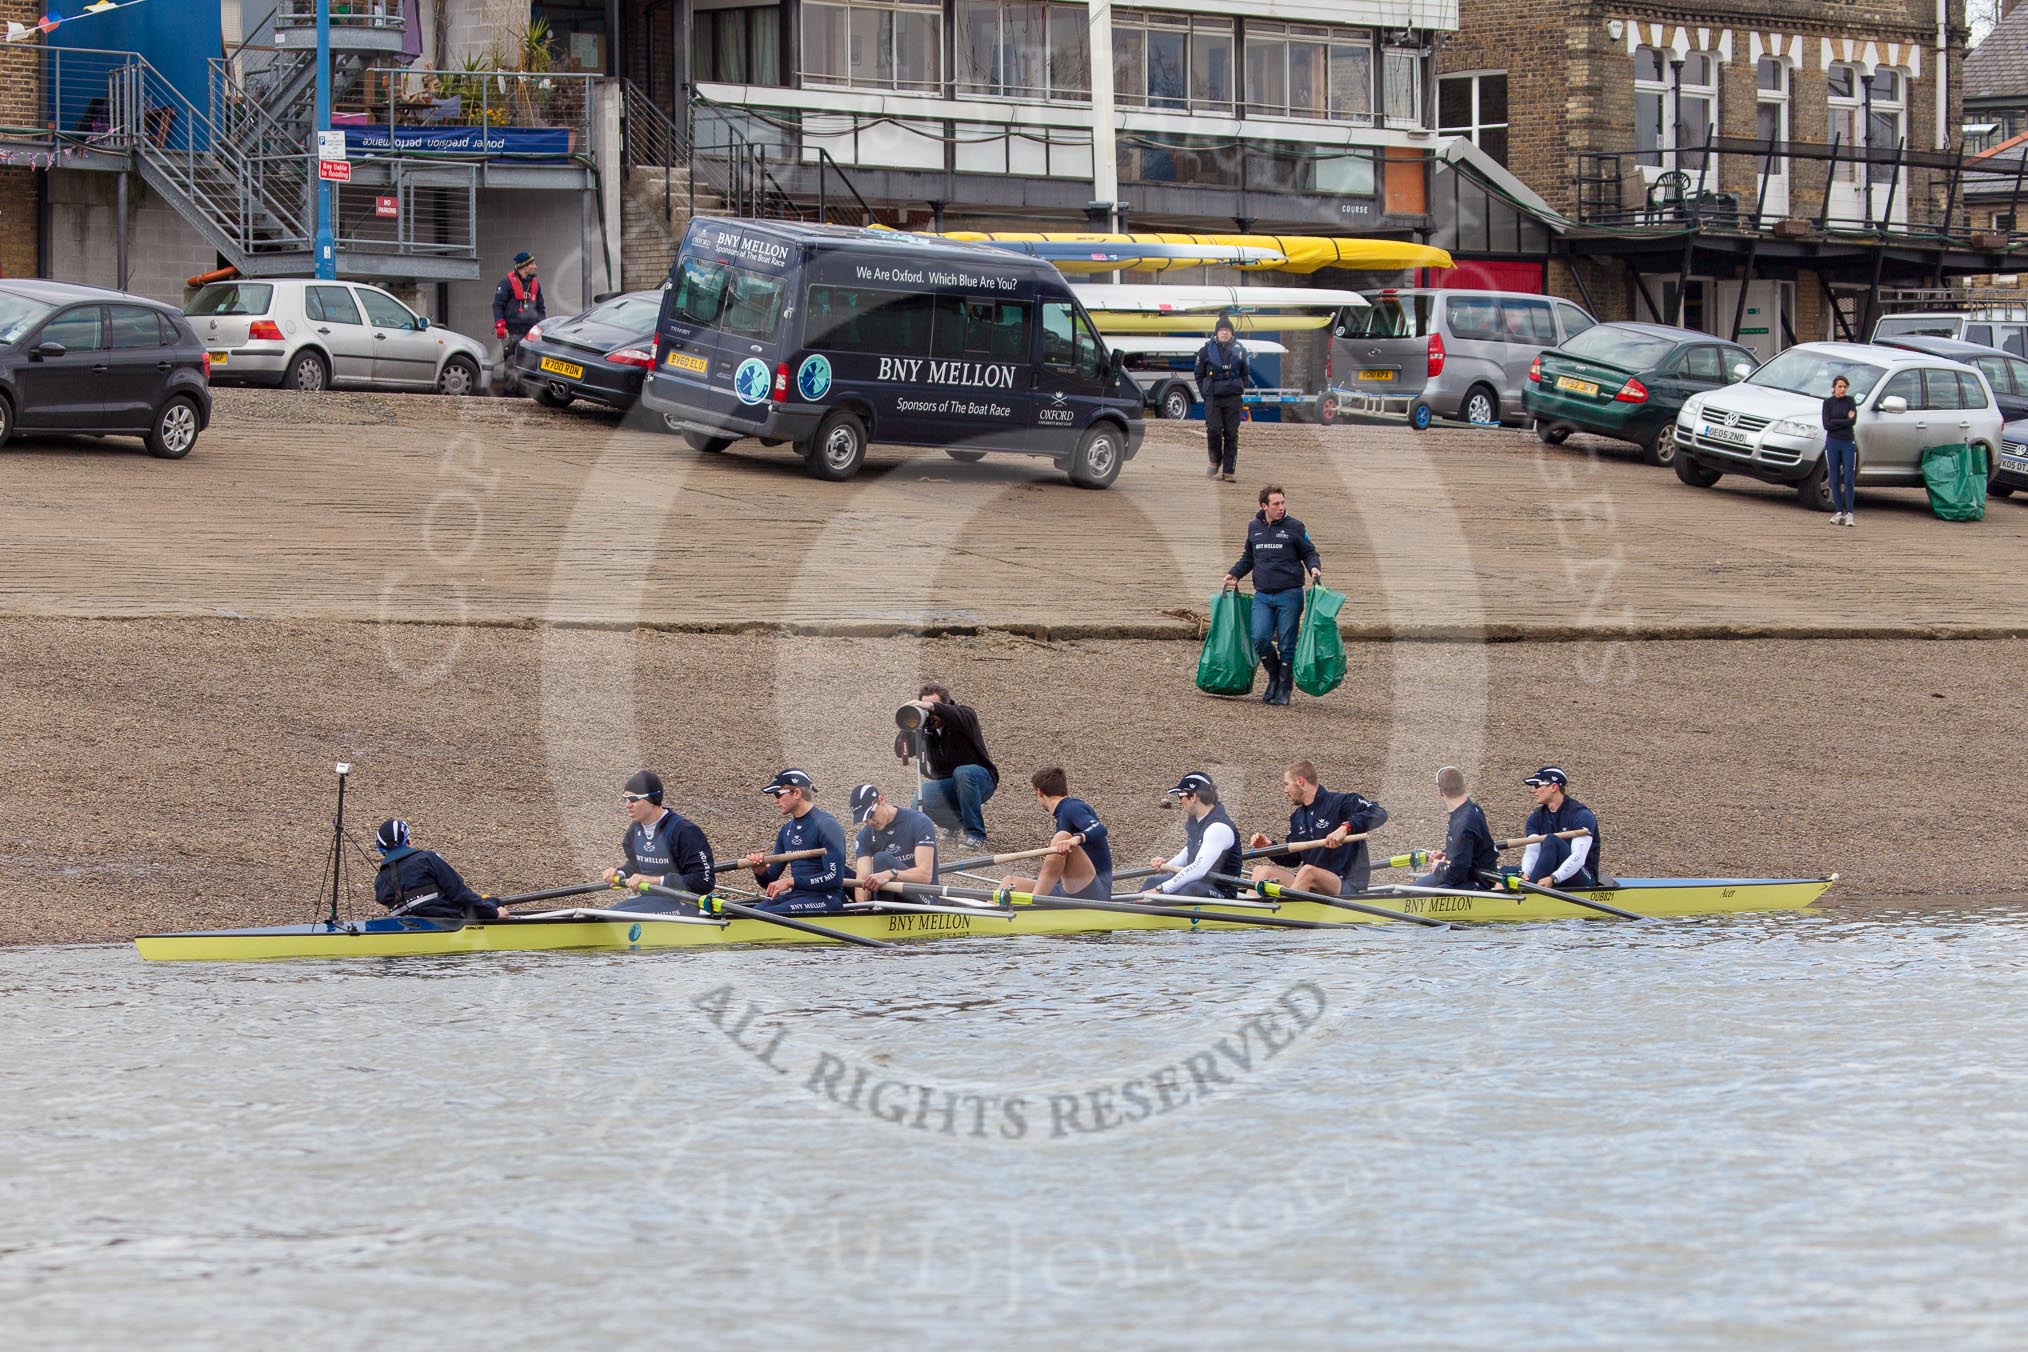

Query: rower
left=1001, top=767, right=1113, bottom=902
left=602, top=770, right=717, bottom=913
left=1247, top=760, right=1389, bottom=896
left=1148, top=772, right=1242, bottom=900
left=1415, top=766, right=1500, bottom=891
left=1519, top=767, right=1604, bottom=889
left=372, top=819, right=507, bottom=920
left=742, top=769, right=849, bottom=915
left=850, top=782, right=939, bottom=904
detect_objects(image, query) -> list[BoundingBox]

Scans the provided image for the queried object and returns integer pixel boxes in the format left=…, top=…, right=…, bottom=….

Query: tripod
left=312, top=762, right=358, bottom=929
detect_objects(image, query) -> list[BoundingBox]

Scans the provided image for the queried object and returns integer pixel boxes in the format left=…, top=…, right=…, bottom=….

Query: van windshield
left=185, top=283, right=273, bottom=317
left=1343, top=294, right=1432, bottom=338
left=670, top=258, right=786, bottom=339
left=1746, top=349, right=1887, bottom=399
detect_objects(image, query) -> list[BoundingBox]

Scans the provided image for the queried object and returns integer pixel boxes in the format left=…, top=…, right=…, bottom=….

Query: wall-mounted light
left=1607, top=19, right=1625, bottom=41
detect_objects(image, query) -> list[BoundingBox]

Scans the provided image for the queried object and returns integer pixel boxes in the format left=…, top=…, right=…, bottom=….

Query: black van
left=639, top=219, right=1144, bottom=488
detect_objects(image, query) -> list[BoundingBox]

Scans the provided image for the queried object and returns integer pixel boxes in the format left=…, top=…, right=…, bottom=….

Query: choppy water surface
left=5, top=901, right=2028, bottom=1348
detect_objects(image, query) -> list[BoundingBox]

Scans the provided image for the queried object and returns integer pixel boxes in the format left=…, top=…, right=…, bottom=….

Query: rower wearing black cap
left=602, top=770, right=717, bottom=911
left=1519, top=767, right=1604, bottom=889
left=850, top=782, right=939, bottom=904
left=1149, top=772, right=1242, bottom=899
left=373, top=819, right=507, bottom=920
left=742, top=769, right=849, bottom=915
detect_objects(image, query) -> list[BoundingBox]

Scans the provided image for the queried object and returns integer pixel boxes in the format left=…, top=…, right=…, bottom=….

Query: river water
left=4, top=900, right=2027, bottom=1348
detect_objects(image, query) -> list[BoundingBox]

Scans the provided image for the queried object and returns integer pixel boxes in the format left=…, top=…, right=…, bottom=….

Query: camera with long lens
left=894, top=701, right=934, bottom=731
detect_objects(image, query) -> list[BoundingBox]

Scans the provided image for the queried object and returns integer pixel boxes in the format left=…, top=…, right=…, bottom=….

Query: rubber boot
left=1271, top=660, right=1292, bottom=705
left=1259, top=652, right=1282, bottom=704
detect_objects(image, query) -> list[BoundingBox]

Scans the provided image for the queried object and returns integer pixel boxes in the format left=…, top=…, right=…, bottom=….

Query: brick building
left=0, top=0, right=42, bottom=278
left=1434, top=0, right=2016, bottom=355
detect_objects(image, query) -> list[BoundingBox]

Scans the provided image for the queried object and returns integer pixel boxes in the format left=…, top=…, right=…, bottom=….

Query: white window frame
left=1866, top=66, right=1906, bottom=188
left=955, top=0, right=1090, bottom=101
left=1243, top=22, right=1375, bottom=124
left=1115, top=11, right=1237, bottom=115
left=1382, top=45, right=1421, bottom=130
left=1755, top=56, right=1789, bottom=180
left=800, top=0, right=944, bottom=95
left=1438, top=70, right=1507, bottom=164
left=1635, top=46, right=1718, bottom=172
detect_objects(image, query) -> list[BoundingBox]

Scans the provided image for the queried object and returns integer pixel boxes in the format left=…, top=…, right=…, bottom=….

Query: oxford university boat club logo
left=734, top=357, right=772, bottom=405
left=796, top=354, right=832, bottom=402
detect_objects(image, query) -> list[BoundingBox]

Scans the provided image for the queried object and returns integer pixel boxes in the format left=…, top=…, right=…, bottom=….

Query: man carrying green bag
left=1292, top=584, right=1348, bottom=697
left=1221, top=485, right=1323, bottom=705
left=1196, top=588, right=1258, bottom=696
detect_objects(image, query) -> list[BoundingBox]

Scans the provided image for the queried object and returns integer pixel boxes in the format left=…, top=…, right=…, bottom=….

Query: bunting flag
left=4, top=0, right=154, bottom=43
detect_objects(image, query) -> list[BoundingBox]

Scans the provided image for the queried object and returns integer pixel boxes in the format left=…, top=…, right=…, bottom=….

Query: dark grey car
left=0, top=279, right=213, bottom=458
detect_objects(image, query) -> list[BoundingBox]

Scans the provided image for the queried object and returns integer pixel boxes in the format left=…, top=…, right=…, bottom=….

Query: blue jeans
left=1251, top=586, right=1303, bottom=664
left=1825, top=438, right=1858, bottom=514
left=918, top=765, right=995, bottom=841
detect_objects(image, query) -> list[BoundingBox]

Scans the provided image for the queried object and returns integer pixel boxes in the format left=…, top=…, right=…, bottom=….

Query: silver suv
left=1673, top=341, right=2005, bottom=510
left=1331, top=288, right=1597, bottom=428
left=184, top=278, right=492, bottom=395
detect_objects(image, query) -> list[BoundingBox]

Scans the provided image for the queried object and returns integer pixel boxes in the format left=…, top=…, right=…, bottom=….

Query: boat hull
left=134, top=878, right=1836, bottom=962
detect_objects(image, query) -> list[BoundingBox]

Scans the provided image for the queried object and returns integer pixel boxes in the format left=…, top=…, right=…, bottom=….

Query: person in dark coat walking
left=492, top=251, right=545, bottom=369
left=1222, top=484, right=1322, bottom=705
left=1194, top=316, right=1250, bottom=482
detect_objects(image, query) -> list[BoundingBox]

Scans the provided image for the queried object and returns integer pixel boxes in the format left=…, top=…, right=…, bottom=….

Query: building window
left=1867, top=67, right=1905, bottom=187
left=1438, top=71, right=1507, bottom=165
left=1243, top=22, right=1370, bottom=122
left=802, top=0, right=943, bottom=93
left=1115, top=12, right=1235, bottom=113
left=1755, top=56, right=1788, bottom=176
left=693, top=6, right=782, bottom=85
left=1382, top=45, right=1421, bottom=129
left=957, top=1, right=1089, bottom=99
left=1828, top=62, right=1908, bottom=187
left=1636, top=47, right=1717, bottom=169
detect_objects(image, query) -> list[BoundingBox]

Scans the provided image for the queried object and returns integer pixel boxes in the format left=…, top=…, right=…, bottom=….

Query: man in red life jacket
left=492, top=251, right=545, bottom=370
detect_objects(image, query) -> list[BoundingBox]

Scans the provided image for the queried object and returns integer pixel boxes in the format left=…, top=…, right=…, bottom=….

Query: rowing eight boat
left=134, top=877, right=1836, bottom=962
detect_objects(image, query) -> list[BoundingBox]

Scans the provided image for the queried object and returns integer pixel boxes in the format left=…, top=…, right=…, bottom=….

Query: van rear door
left=1037, top=299, right=1111, bottom=449
left=656, top=234, right=792, bottom=429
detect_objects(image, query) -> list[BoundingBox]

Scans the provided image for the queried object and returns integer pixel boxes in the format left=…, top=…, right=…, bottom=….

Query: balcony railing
left=273, top=0, right=405, bottom=33
left=355, top=68, right=595, bottom=160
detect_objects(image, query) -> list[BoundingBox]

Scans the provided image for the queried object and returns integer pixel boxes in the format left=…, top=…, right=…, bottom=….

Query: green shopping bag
left=1919, top=443, right=1987, bottom=522
left=1292, top=584, right=1347, bottom=697
left=1195, top=589, right=1257, bottom=695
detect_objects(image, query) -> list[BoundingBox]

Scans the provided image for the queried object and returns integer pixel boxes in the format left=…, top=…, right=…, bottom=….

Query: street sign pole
left=314, top=0, right=335, bottom=280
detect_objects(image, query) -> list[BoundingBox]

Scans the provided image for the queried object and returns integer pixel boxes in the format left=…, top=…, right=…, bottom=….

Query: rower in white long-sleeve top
left=1149, top=772, right=1242, bottom=900
left=1518, top=767, right=1604, bottom=889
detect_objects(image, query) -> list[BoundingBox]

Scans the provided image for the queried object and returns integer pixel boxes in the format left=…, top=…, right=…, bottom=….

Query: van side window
left=1966, top=324, right=1994, bottom=346
left=1506, top=299, right=1554, bottom=343
left=1555, top=304, right=1595, bottom=339
left=2004, top=327, right=2028, bottom=357
left=931, top=297, right=1032, bottom=363
left=1447, top=297, right=1500, bottom=341
left=806, top=285, right=933, bottom=353
left=672, top=258, right=728, bottom=325
left=1041, top=302, right=1103, bottom=380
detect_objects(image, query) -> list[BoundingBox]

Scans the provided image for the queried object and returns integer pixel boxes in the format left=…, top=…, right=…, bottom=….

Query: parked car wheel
left=805, top=409, right=868, bottom=481
left=286, top=350, right=330, bottom=392
left=1993, top=483, right=2017, bottom=498
left=436, top=357, right=480, bottom=397
left=945, top=449, right=987, bottom=463
left=684, top=431, right=733, bottom=454
left=146, top=396, right=201, bottom=460
left=533, top=385, right=573, bottom=409
left=1067, top=423, right=1124, bottom=489
left=1409, top=400, right=1433, bottom=431
left=1795, top=458, right=1834, bottom=511
left=1674, top=454, right=1722, bottom=488
left=1983, top=445, right=2010, bottom=497
left=1640, top=423, right=1677, bottom=467
left=1461, top=384, right=1499, bottom=426
left=0, top=394, right=12, bottom=449
left=1534, top=420, right=1571, bottom=445
left=1159, top=384, right=1193, bottom=421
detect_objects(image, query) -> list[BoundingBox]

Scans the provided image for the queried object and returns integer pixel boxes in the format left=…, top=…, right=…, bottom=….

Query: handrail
left=273, top=0, right=404, bottom=31
left=227, top=0, right=284, bottom=63
left=813, top=146, right=873, bottom=227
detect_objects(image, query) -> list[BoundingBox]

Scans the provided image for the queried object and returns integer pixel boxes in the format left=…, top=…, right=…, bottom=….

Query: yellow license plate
left=208, top=351, right=228, bottom=365
left=665, top=351, right=708, bottom=373
left=539, top=356, right=584, bottom=380
left=1358, top=369, right=1393, bottom=381
left=1555, top=375, right=1599, bottom=396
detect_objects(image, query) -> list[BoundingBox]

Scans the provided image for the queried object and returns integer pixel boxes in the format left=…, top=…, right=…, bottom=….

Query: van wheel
left=1409, top=400, right=1433, bottom=431
left=1068, top=424, right=1123, bottom=489
left=806, top=409, right=867, bottom=481
left=1534, top=420, right=1571, bottom=445
left=1159, top=385, right=1193, bottom=421
left=287, top=350, right=329, bottom=392
left=684, top=432, right=732, bottom=453
left=1462, top=385, right=1499, bottom=426
left=945, top=449, right=987, bottom=463
left=1674, top=454, right=1722, bottom=488
left=146, top=396, right=201, bottom=459
left=1796, top=458, right=1834, bottom=511
left=1640, top=423, right=1677, bottom=467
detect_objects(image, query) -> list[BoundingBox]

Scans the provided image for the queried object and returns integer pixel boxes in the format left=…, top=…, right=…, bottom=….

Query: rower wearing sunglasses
left=741, top=769, right=850, bottom=915
left=602, top=770, right=718, bottom=910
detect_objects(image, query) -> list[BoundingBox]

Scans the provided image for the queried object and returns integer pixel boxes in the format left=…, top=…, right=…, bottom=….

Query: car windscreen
left=1872, top=316, right=1957, bottom=339
left=1560, top=325, right=1677, bottom=369
left=0, top=292, right=53, bottom=344
left=588, top=295, right=663, bottom=332
left=1342, top=295, right=1431, bottom=338
left=185, top=283, right=274, bottom=317
left=1746, top=349, right=1887, bottom=399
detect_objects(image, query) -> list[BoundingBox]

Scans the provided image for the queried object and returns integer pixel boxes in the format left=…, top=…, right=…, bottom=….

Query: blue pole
left=314, top=0, right=335, bottom=279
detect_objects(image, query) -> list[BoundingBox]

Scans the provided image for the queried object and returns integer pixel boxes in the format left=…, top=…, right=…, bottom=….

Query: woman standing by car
left=1823, top=375, right=1859, bottom=527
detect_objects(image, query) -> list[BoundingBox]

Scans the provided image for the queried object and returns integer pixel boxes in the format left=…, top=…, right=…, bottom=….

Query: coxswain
left=742, top=769, right=849, bottom=915
left=849, top=782, right=939, bottom=904
left=1518, top=767, right=1604, bottom=889
left=372, top=819, right=506, bottom=919
left=602, top=770, right=716, bottom=912
left=1247, top=760, right=1389, bottom=896
left=1000, top=767, right=1113, bottom=902
left=1148, top=772, right=1242, bottom=900
left=1415, top=766, right=1500, bottom=891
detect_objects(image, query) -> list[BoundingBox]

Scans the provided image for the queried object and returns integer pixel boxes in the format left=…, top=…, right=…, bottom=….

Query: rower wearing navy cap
left=1149, top=772, right=1242, bottom=899
left=372, top=819, right=507, bottom=919
left=1519, top=767, right=1604, bottom=889
left=850, top=782, right=939, bottom=904
left=1416, top=765, right=1500, bottom=891
left=603, top=770, right=716, bottom=911
left=743, top=769, right=849, bottom=915
left=1248, top=760, right=1389, bottom=896
left=1001, top=767, right=1113, bottom=902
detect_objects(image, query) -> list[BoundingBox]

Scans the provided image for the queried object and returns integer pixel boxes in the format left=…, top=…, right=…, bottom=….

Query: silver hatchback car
left=184, top=278, right=492, bottom=395
left=1673, top=341, right=2006, bottom=510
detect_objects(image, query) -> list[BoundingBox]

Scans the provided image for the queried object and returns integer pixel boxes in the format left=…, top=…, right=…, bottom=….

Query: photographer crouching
left=895, top=683, right=999, bottom=850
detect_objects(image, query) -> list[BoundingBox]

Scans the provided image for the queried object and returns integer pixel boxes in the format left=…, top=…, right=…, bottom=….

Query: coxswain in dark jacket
left=1519, top=767, right=1604, bottom=889
left=372, top=819, right=504, bottom=919
left=1249, top=761, right=1388, bottom=897
left=1194, top=335, right=1250, bottom=400
left=742, top=769, right=849, bottom=915
left=1416, top=767, right=1500, bottom=891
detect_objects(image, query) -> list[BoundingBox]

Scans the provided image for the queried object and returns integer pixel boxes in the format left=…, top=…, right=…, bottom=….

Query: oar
left=733, top=847, right=827, bottom=868
left=1207, top=872, right=1449, bottom=928
left=637, top=882, right=896, bottom=949
left=491, top=880, right=619, bottom=907
left=1473, top=869, right=1644, bottom=922
left=1108, top=834, right=1359, bottom=885
left=1380, top=829, right=1591, bottom=871
left=940, top=842, right=1063, bottom=872
left=893, top=880, right=1356, bottom=932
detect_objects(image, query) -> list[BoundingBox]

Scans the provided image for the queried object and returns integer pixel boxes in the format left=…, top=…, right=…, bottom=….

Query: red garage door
left=1418, top=260, right=1546, bottom=292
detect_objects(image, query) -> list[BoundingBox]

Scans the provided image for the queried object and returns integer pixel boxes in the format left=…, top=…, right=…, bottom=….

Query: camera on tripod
left=894, top=701, right=936, bottom=732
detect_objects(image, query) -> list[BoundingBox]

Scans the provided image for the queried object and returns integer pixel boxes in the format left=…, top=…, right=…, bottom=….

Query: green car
left=1523, top=322, right=1756, bottom=465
